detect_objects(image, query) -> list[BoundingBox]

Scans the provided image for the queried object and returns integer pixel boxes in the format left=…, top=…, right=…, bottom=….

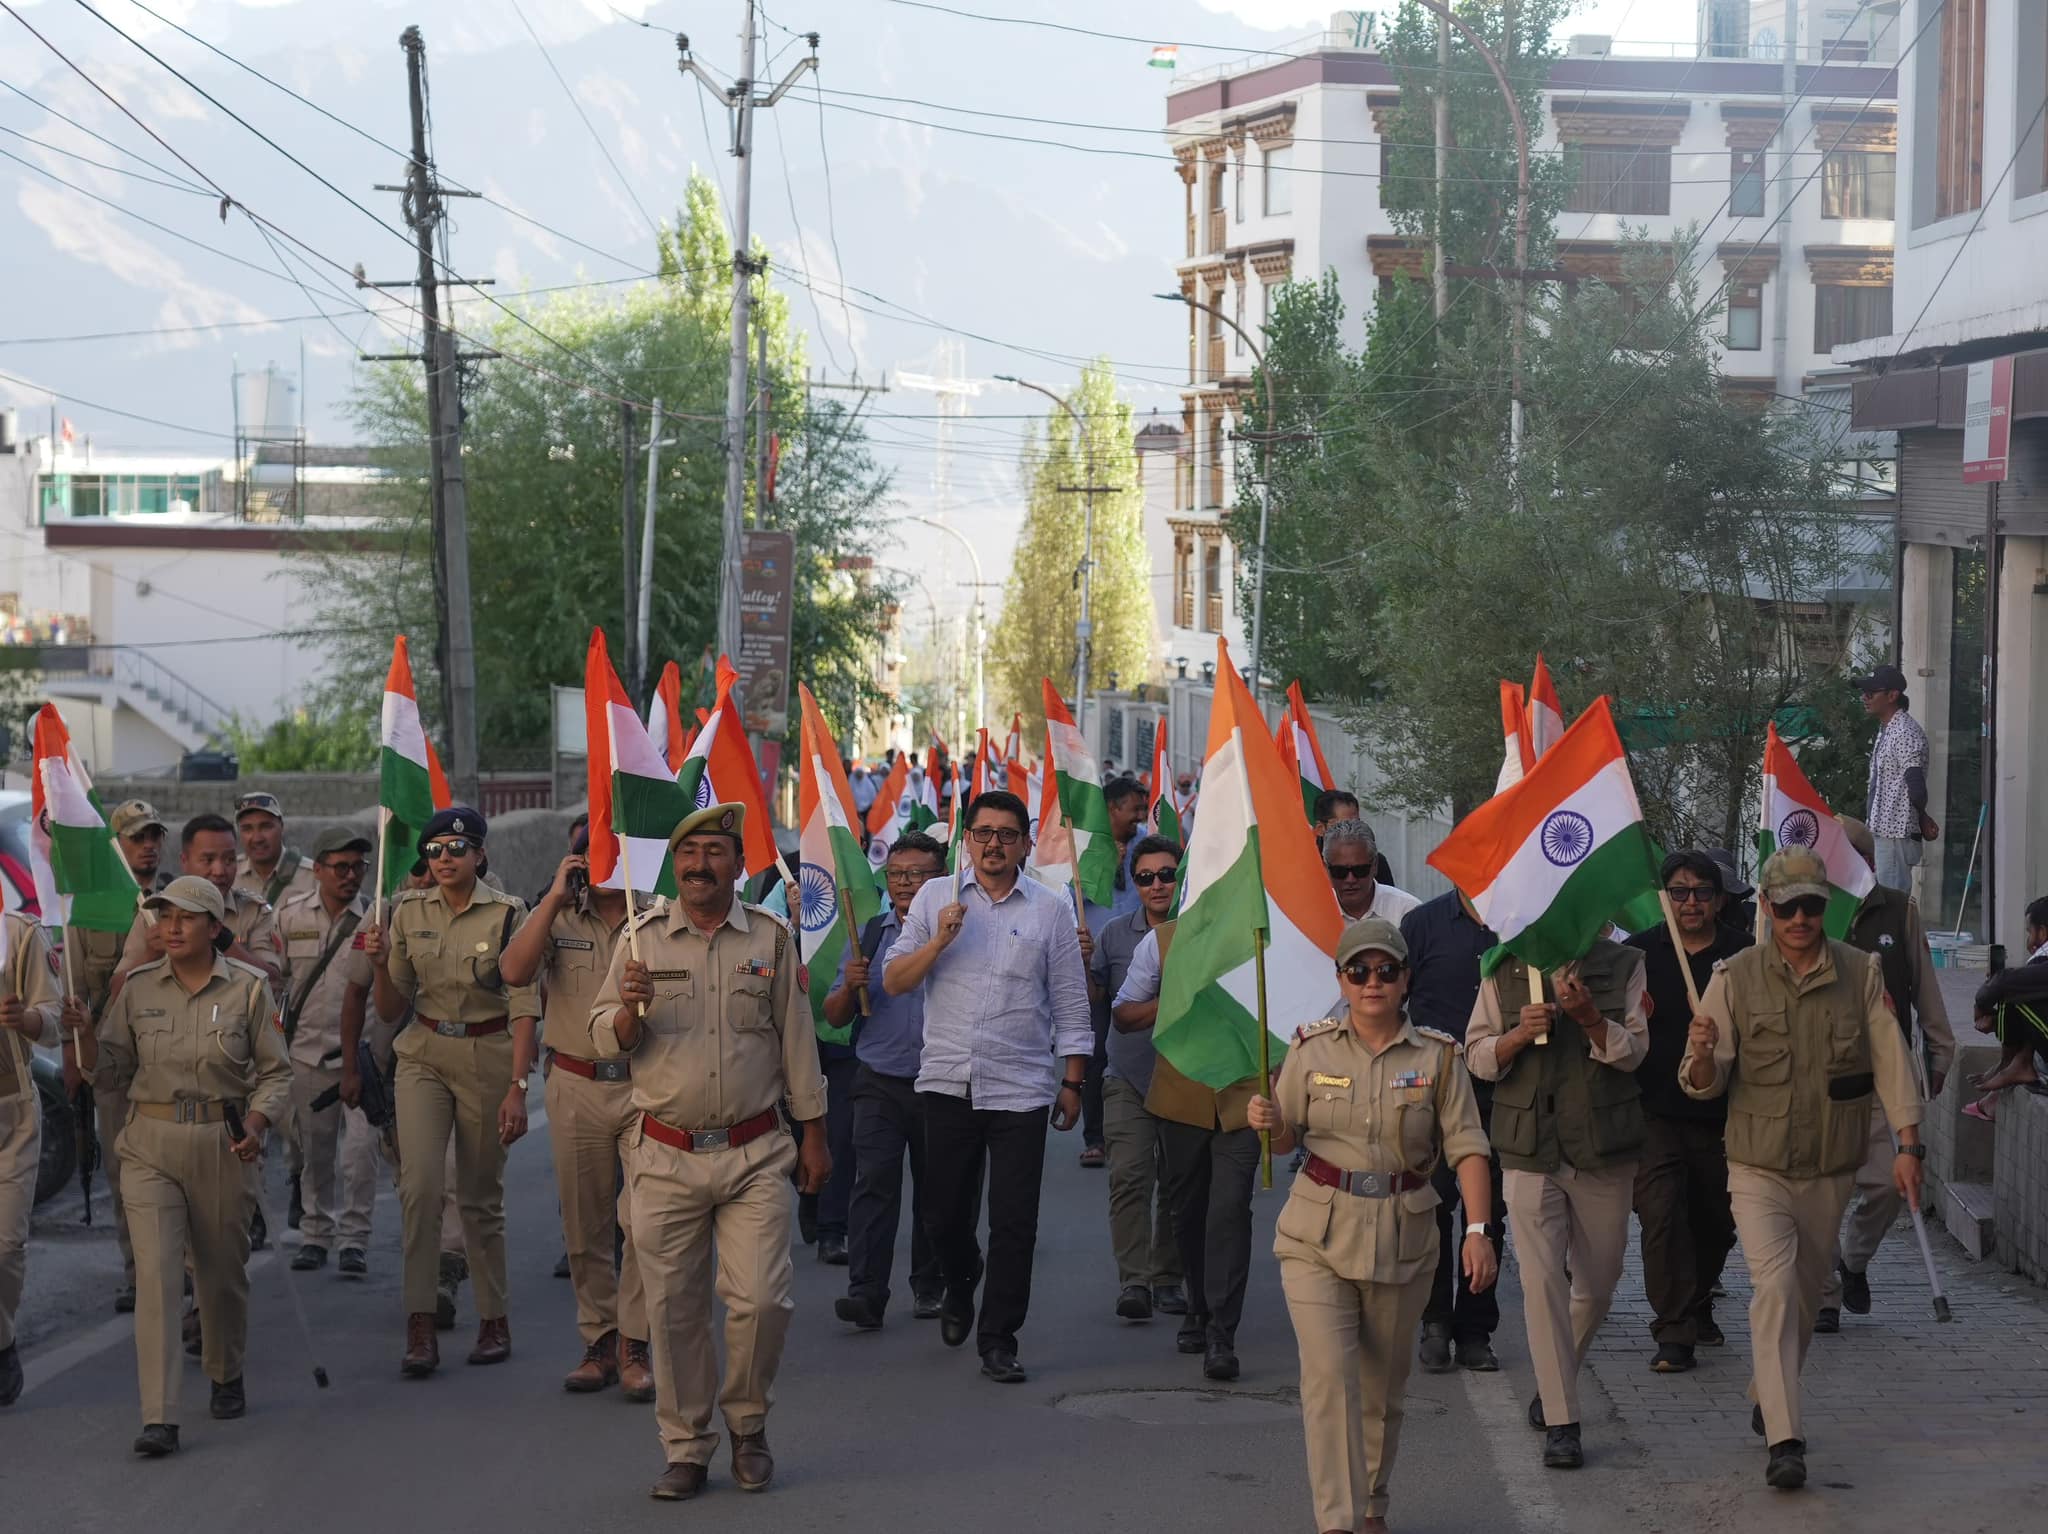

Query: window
left=1234, top=153, right=1245, bottom=223
left=1730, top=149, right=1766, bottom=216
left=1259, top=280, right=1273, bottom=331
left=1726, top=283, right=1763, bottom=350
left=1262, top=145, right=1292, bottom=216
left=1205, top=414, right=1226, bottom=507
left=1234, top=282, right=1246, bottom=355
left=1705, top=0, right=1748, bottom=58
left=1932, top=0, right=1986, bottom=219
left=1202, top=540, right=1224, bottom=632
left=1566, top=145, right=1672, bottom=215
left=1820, top=151, right=1896, bottom=219
left=1173, top=531, right=1195, bottom=629
left=1814, top=283, right=1893, bottom=350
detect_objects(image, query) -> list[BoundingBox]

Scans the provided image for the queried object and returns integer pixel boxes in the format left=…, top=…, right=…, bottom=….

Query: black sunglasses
left=1133, top=867, right=1179, bottom=887
left=1770, top=895, right=1827, bottom=920
left=422, top=838, right=477, bottom=861
left=1326, top=863, right=1375, bottom=881
left=321, top=858, right=368, bottom=876
left=1665, top=885, right=1719, bottom=904
left=1340, top=959, right=1405, bottom=985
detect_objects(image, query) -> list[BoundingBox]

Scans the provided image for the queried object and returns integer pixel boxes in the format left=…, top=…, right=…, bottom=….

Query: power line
left=0, top=75, right=209, bottom=192
left=508, top=0, right=662, bottom=239
left=809, top=73, right=858, bottom=367
left=0, top=118, right=211, bottom=195
left=768, top=104, right=846, bottom=373
left=875, top=0, right=1308, bottom=58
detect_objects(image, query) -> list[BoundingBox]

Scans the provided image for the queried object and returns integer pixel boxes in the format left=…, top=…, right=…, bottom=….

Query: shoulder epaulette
left=744, top=903, right=794, bottom=935
left=627, top=898, right=670, bottom=932
left=393, top=886, right=432, bottom=905
left=1293, top=1015, right=1343, bottom=1044
left=130, top=955, right=171, bottom=977
left=231, top=886, right=272, bottom=915
left=222, top=955, right=270, bottom=983
left=1416, top=1025, right=1465, bottom=1056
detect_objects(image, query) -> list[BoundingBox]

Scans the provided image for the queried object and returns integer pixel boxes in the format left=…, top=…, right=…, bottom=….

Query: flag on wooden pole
left=1041, top=679, right=1118, bottom=908
left=675, top=655, right=777, bottom=877
left=798, top=686, right=882, bottom=1044
left=1758, top=720, right=1874, bottom=937
left=377, top=636, right=450, bottom=901
left=586, top=629, right=691, bottom=896
left=29, top=703, right=138, bottom=932
left=647, top=660, right=689, bottom=772
left=1527, top=654, right=1566, bottom=759
left=1027, top=724, right=1079, bottom=893
left=1148, top=719, right=1181, bottom=843
left=1277, top=681, right=1335, bottom=823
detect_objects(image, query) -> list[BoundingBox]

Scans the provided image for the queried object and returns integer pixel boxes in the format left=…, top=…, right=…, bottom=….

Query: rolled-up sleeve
left=1680, top=969, right=1738, bottom=1100
left=1113, top=931, right=1161, bottom=1010
left=1463, top=977, right=1509, bottom=1082
left=1045, top=907, right=1093, bottom=1059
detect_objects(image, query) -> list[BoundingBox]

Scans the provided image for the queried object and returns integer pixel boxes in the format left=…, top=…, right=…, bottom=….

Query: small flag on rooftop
left=1149, top=44, right=1178, bottom=69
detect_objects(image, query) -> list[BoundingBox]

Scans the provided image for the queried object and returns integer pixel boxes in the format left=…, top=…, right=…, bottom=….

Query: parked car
left=32, top=1050, right=77, bottom=1206
left=0, top=788, right=38, bottom=917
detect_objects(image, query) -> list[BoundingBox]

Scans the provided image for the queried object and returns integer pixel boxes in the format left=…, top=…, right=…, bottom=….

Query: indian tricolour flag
left=1527, top=653, right=1566, bottom=759
left=585, top=628, right=691, bottom=896
left=30, top=703, right=139, bottom=933
left=1428, top=696, right=1660, bottom=976
left=676, top=655, right=777, bottom=878
left=1148, top=43, right=1178, bottom=68
left=1149, top=718, right=1181, bottom=844
left=1027, top=724, right=1078, bottom=895
left=647, top=660, right=690, bottom=772
left=378, top=635, right=452, bottom=900
left=1758, top=720, right=1873, bottom=937
left=1277, top=681, right=1334, bottom=824
left=1041, top=679, right=1118, bottom=908
left=798, top=685, right=881, bottom=1045
left=863, top=753, right=912, bottom=870
left=1496, top=680, right=1533, bottom=793
left=1154, top=640, right=1346, bottom=1091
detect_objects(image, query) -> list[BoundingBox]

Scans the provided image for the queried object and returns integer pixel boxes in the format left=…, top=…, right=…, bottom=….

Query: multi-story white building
left=1152, top=10, right=1900, bottom=668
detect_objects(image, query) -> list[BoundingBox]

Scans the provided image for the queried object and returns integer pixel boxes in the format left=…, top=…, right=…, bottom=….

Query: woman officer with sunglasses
left=362, top=807, right=541, bottom=1378
left=1248, top=918, right=1496, bottom=1534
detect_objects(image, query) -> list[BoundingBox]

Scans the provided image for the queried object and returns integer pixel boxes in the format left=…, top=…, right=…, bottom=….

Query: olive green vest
left=1847, top=887, right=1916, bottom=1037
left=1720, top=940, right=1877, bottom=1177
left=1487, top=940, right=1646, bottom=1174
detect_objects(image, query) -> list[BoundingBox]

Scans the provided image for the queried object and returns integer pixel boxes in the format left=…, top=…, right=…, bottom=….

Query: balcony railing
left=36, top=644, right=233, bottom=742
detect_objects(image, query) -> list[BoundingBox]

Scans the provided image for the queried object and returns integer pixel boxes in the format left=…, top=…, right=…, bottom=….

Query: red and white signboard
left=1962, top=356, right=2014, bottom=483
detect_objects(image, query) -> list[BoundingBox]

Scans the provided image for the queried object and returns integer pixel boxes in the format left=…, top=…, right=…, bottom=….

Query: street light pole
left=907, top=514, right=986, bottom=729
left=995, top=375, right=1095, bottom=722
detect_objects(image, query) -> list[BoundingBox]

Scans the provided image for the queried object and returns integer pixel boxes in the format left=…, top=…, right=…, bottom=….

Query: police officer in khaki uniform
left=0, top=910, right=63, bottom=1406
left=74, top=876, right=293, bottom=1457
left=500, top=833, right=651, bottom=1399
left=275, top=827, right=377, bottom=1276
left=233, top=791, right=317, bottom=907
left=362, top=807, right=538, bottom=1378
left=115, top=813, right=282, bottom=989
left=1465, top=933, right=1649, bottom=1470
left=1682, top=846, right=1924, bottom=1491
left=589, top=803, right=830, bottom=1502
left=1248, top=919, right=1495, bottom=1534
left=63, top=797, right=168, bottom=1313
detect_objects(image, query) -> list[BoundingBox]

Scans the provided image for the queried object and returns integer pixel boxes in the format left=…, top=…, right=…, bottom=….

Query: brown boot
left=731, top=1430, right=774, bottom=1492
left=649, top=1462, right=707, bottom=1501
left=563, top=1330, right=619, bottom=1392
left=401, top=1313, right=439, bottom=1378
left=467, top=1315, right=511, bottom=1366
left=619, top=1338, right=656, bottom=1402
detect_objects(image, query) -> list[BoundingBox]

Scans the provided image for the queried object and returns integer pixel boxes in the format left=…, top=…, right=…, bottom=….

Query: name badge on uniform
left=648, top=968, right=691, bottom=981
left=1393, top=1071, right=1432, bottom=1089
left=285, top=929, right=319, bottom=943
left=1310, top=1072, right=1351, bottom=1089
left=736, top=959, right=776, bottom=979
left=556, top=937, right=595, bottom=951
left=137, top=1007, right=167, bottom=1019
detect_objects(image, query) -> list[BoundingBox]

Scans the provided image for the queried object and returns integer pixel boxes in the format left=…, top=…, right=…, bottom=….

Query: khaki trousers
left=1504, top=1161, right=1636, bottom=1428
left=545, top=1065, right=646, bottom=1343
left=1280, top=1254, right=1435, bottom=1527
left=1729, top=1163, right=1855, bottom=1445
left=289, top=1063, right=377, bottom=1249
left=120, top=1113, right=252, bottom=1427
left=1819, top=1107, right=1898, bottom=1308
left=91, top=1083, right=137, bottom=1286
left=1101, top=1077, right=1180, bottom=1290
left=395, top=1030, right=514, bottom=1318
left=0, top=1092, right=36, bottom=1351
left=627, top=1123, right=795, bottom=1465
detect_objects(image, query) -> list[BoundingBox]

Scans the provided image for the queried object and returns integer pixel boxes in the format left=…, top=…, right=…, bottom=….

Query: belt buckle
left=1348, top=1170, right=1387, bottom=1198
left=174, top=1100, right=201, bottom=1124
left=592, top=1059, right=629, bottom=1084
left=433, top=1019, right=464, bottom=1039
left=689, top=1127, right=731, bottom=1152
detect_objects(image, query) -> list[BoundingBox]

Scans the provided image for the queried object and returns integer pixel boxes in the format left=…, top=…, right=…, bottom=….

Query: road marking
left=1460, top=1365, right=1567, bottom=1533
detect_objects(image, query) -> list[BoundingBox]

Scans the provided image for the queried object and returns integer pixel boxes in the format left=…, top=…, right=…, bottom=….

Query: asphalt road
left=10, top=1110, right=1641, bottom=1534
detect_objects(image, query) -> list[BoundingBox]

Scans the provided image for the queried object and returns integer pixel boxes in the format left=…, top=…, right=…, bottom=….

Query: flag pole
left=1254, top=925, right=1273, bottom=1190
left=837, top=882, right=871, bottom=1016
left=1527, top=962, right=1549, bottom=1045
left=373, top=807, right=389, bottom=930
left=1657, top=890, right=1703, bottom=1012
left=618, top=835, right=645, bottom=1017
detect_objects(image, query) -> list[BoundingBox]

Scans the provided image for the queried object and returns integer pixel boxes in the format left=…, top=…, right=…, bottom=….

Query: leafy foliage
left=222, top=704, right=374, bottom=772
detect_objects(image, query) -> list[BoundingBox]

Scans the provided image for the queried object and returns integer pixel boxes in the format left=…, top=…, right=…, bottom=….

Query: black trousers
left=1157, top=1119, right=1259, bottom=1343
left=920, top=1091, right=1049, bottom=1357
left=1632, top=1113, right=1735, bottom=1346
left=814, top=1054, right=860, bottom=1239
left=1426, top=1083, right=1506, bottom=1344
left=1080, top=1011, right=1110, bottom=1149
left=846, top=1065, right=943, bottom=1309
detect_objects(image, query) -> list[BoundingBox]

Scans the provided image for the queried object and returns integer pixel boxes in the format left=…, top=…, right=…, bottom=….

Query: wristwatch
left=1900, top=1144, right=1926, bottom=1160
left=1464, top=1222, right=1497, bottom=1238
left=1058, top=1079, right=1083, bottom=1094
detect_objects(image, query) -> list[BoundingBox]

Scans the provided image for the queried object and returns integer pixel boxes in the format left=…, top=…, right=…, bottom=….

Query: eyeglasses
left=1770, top=895, right=1827, bottom=920
left=1326, top=863, right=1375, bottom=882
left=967, top=826, right=1023, bottom=846
left=1340, top=959, right=1405, bottom=985
left=885, top=865, right=944, bottom=883
left=422, top=838, right=477, bottom=861
left=321, top=859, right=368, bottom=876
left=1133, top=867, right=1179, bottom=888
left=1665, top=885, right=1719, bottom=904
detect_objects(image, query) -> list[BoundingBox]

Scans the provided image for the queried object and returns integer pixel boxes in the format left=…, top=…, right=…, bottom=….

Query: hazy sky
left=1201, top=1, right=1705, bottom=46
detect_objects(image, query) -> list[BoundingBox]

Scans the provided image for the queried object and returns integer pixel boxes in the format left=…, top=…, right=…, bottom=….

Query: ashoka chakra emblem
left=692, top=773, right=715, bottom=810
left=797, top=863, right=838, bottom=934
left=1777, top=808, right=1820, bottom=848
left=1540, top=810, right=1595, bottom=868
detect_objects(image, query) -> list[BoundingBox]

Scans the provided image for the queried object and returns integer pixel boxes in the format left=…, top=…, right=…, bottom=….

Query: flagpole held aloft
left=618, top=833, right=645, bottom=1017
left=1527, top=962, right=1548, bottom=1045
left=1254, top=925, right=1272, bottom=1190
left=1656, top=890, right=1704, bottom=1012
left=837, top=881, right=871, bottom=1016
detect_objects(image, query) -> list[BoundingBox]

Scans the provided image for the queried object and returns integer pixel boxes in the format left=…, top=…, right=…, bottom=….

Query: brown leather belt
left=1303, top=1153, right=1425, bottom=1199
left=418, top=1015, right=507, bottom=1039
left=641, top=1106, right=779, bottom=1154
left=548, top=1049, right=630, bottom=1084
left=132, top=1099, right=244, bottom=1126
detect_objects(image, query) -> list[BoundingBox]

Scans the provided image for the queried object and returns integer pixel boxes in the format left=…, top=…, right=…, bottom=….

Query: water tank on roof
left=238, top=364, right=298, bottom=442
left=1569, top=34, right=1613, bottom=57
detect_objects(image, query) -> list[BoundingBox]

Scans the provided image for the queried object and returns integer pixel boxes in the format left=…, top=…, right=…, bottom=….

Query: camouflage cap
left=234, top=790, right=285, bottom=822
left=108, top=799, right=167, bottom=838
left=1760, top=846, right=1830, bottom=904
left=668, top=801, right=746, bottom=853
left=1335, top=916, right=1408, bottom=966
left=145, top=874, right=226, bottom=921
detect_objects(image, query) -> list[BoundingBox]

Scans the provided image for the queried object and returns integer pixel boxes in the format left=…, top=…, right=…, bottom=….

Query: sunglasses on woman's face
left=1770, top=895, right=1827, bottom=920
left=1340, top=959, right=1405, bottom=985
left=422, top=838, right=477, bottom=861
left=1132, top=867, right=1179, bottom=888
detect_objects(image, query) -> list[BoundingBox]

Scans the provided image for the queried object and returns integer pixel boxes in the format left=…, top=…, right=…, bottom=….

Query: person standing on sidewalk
left=1815, top=816, right=1954, bottom=1333
left=826, top=830, right=949, bottom=1330
left=1625, top=852, right=1748, bottom=1373
left=1683, top=846, right=1925, bottom=1492
left=1400, top=890, right=1505, bottom=1375
left=1092, top=834, right=1186, bottom=1324
left=1248, top=918, right=1496, bottom=1534
left=0, top=907, right=63, bottom=1408
left=882, top=788, right=1093, bottom=1385
left=1466, top=935, right=1649, bottom=1471
left=1854, top=665, right=1938, bottom=895
left=499, top=835, right=651, bottom=1400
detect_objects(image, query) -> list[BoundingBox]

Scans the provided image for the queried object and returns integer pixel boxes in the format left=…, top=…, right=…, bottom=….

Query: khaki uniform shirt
left=536, top=897, right=628, bottom=1059
left=120, top=886, right=282, bottom=979
left=1270, top=1008, right=1490, bottom=1284
left=0, top=914, right=62, bottom=1102
left=236, top=850, right=317, bottom=906
left=66, top=923, right=134, bottom=1023
left=589, top=897, right=828, bottom=1130
left=384, top=882, right=539, bottom=1026
left=91, top=953, right=293, bottom=1124
left=275, top=889, right=373, bottom=1070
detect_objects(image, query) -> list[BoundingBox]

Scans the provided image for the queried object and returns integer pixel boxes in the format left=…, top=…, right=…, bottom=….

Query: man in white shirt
left=1324, top=819, right=1419, bottom=926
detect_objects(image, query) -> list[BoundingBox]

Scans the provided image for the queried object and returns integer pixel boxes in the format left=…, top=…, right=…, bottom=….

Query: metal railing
left=35, top=645, right=233, bottom=742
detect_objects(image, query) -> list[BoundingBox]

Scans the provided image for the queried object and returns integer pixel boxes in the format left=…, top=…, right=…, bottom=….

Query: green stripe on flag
left=1153, top=832, right=1274, bottom=1090
left=50, top=821, right=139, bottom=931
left=1483, top=824, right=1661, bottom=977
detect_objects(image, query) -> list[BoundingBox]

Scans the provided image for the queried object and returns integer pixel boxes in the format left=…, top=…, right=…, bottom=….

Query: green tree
left=222, top=703, right=375, bottom=772
left=988, top=362, right=1153, bottom=724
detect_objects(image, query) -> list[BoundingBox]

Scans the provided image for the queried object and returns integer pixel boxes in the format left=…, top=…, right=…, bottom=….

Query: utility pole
left=677, top=10, right=818, bottom=674
left=362, top=27, right=493, bottom=805
left=755, top=323, right=771, bottom=523
left=636, top=398, right=664, bottom=704
left=1433, top=13, right=1449, bottom=323
left=620, top=401, right=637, bottom=697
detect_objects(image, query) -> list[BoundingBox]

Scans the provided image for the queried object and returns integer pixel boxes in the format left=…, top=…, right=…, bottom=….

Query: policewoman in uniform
left=74, top=876, right=291, bottom=1457
left=1682, top=847, right=1923, bottom=1491
left=1, top=908, right=62, bottom=1407
left=362, top=807, right=539, bottom=1378
left=589, top=803, right=830, bottom=1503
left=1247, top=919, right=1495, bottom=1534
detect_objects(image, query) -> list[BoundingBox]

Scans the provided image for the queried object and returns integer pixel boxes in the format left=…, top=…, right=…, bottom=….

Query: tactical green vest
left=1719, top=940, right=1877, bottom=1177
left=1847, top=887, right=1916, bottom=1038
left=1486, top=940, right=1646, bottom=1174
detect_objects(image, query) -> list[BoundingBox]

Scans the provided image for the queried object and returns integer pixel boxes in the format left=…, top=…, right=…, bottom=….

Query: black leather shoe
left=1456, top=1338, right=1500, bottom=1372
left=113, top=1283, right=136, bottom=1314
left=1838, top=1263, right=1872, bottom=1316
left=1543, top=1424, right=1584, bottom=1469
left=912, top=1291, right=944, bottom=1320
left=1153, top=1282, right=1188, bottom=1316
left=817, top=1232, right=849, bottom=1265
left=553, top=1252, right=571, bottom=1279
left=650, top=1461, right=708, bottom=1500
left=210, top=1376, right=246, bottom=1420
left=1695, top=1311, right=1725, bottom=1347
left=1813, top=1307, right=1840, bottom=1335
left=1419, top=1321, right=1454, bottom=1374
left=1116, top=1284, right=1153, bottom=1321
left=1765, top=1439, right=1808, bottom=1490
left=1203, top=1334, right=1240, bottom=1382
left=1651, top=1343, right=1696, bottom=1373
left=133, top=1424, right=180, bottom=1458
left=834, top=1294, right=885, bottom=1331
left=0, top=1342, right=21, bottom=1407
left=286, top=1180, right=303, bottom=1231
left=338, top=1248, right=368, bottom=1278
left=1752, top=1403, right=1765, bottom=1438
left=1529, top=1394, right=1546, bottom=1431
left=1177, top=1313, right=1209, bottom=1355
left=980, top=1349, right=1027, bottom=1384
left=291, top=1244, right=328, bottom=1272
left=940, top=1303, right=973, bottom=1349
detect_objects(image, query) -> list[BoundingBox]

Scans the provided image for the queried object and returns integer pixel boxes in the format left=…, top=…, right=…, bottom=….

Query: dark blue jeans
left=816, top=1054, right=860, bottom=1240
left=846, top=1065, right=942, bottom=1309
